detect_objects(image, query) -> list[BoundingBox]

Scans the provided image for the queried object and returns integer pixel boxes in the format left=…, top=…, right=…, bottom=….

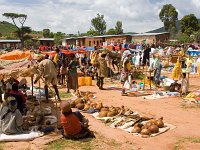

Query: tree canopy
left=180, top=14, right=199, bottom=36
left=2, top=13, right=30, bottom=48
left=159, top=4, right=178, bottom=33
left=106, top=28, right=116, bottom=35
left=86, top=28, right=99, bottom=36
left=91, top=13, right=106, bottom=35
left=115, top=21, right=123, bottom=34
left=43, top=29, right=50, bottom=38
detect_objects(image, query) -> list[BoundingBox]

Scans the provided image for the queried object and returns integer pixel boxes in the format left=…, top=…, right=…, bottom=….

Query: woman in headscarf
left=0, top=96, right=23, bottom=135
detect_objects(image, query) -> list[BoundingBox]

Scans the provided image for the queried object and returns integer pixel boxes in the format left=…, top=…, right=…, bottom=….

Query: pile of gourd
left=131, top=117, right=164, bottom=136
left=71, top=91, right=136, bottom=118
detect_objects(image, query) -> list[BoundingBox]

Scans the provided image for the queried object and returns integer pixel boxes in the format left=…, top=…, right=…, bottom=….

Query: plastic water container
left=78, top=77, right=85, bottom=86
left=85, top=77, right=92, bottom=86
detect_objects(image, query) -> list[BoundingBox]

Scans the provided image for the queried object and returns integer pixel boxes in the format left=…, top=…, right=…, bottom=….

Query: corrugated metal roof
left=132, top=32, right=169, bottom=36
left=38, top=38, right=54, bottom=41
left=0, top=40, right=21, bottom=43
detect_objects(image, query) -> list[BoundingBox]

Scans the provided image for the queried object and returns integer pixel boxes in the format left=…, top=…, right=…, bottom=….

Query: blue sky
left=0, top=0, right=199, bottom=34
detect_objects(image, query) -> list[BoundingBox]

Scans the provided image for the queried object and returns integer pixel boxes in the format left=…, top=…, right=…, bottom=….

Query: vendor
left=34, top=55, right=61, bottom=101
left=0, top=96, right=23, bottom=135
left=60, top=101, right=90, bottom=139
left=149, top=53, right=162, bottom=87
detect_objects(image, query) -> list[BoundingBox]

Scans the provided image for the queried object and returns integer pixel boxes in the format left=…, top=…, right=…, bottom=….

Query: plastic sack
left=0, top=131, right=43, bottom=142
left=124, top=80, right=131, bottom=89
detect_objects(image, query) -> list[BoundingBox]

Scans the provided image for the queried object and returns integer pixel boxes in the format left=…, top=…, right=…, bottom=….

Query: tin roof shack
left=38, top=38, right=55, bottom=47
left=132, top=32, right=170, bottom=44
left=0, top=40, right=21, bottom=49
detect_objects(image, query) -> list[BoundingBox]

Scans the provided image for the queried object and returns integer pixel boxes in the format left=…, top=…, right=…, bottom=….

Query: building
left=38, top=38, right=55, bottom=46
left=62, top=34, right=132, bottom=47
left=132, top=32, right=170, bottom=44
left=0, top=40, right=21, bottom=49
left=62, top=32, right=170, bottom=48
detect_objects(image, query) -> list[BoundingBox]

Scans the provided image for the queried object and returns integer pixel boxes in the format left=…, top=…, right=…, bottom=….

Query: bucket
left=78, top=77, right=85, bottom=86
left=85, top=77, right=92, bottom=86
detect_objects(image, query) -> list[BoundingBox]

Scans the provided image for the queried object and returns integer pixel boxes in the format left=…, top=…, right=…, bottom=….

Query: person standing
left=142, top=44, right=151, bottom=66
left=34, top=56, right=61, bottom=101
left=121, top=50, right=132, bottom=96
left=67, top=54, right=78, bottom=93
left=97, top=52, right=108, bottom=90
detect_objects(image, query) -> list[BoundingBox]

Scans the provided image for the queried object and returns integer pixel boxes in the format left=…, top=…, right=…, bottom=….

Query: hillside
left=0, top=21, right=17, bottom=37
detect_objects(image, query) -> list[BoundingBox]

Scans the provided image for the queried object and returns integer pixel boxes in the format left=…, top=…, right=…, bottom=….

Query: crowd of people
left=0, top=42, right=199, bottom=139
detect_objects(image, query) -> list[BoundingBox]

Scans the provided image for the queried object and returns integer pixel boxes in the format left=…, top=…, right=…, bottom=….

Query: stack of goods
left=22, top=100, right=57, bottom=132
left=185, top=90, right=200, bottom=103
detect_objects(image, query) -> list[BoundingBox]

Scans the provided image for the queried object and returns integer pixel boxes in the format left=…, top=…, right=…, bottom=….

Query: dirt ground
left=1, top=73, right=200, bottom=150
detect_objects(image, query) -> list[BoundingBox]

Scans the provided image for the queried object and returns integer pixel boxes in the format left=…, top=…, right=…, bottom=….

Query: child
left=178, top=73, right=189, bottom=95
left=60, top=101, right=91, bottom=139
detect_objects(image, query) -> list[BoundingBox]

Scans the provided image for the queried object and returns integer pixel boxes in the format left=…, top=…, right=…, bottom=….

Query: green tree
left=106, top=28, right=116, bottom=35
left=49, top=32, right=54, bottom=38
left=193, top=27, right=200, bottom=42
left=86, top=28, right=99, bottom=36
left=180, top=14, right=199, bottom=36
left=2, top=13, right=30, bottom=48
left=159, top=4, right=178, bottom=33
left=54, top=32, right=64, bottom=46
left=115, top=21, right=123, bottom=34
left=91, top=13, right=106, bottom=35
left=177, top=33, right=193, bottom=43
left=43, top=29, right=50, bottom=38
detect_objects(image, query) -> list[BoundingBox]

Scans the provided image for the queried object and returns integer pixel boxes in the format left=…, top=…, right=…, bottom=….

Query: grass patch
left=47, top=137, right=93, bottom=150
left=0, top=142, right=5, bottom=150
left=181, top=103, right=200, bottom=109
left=59, top=92, right=72, bottom=99
left=173, top=137, right=200, bottom=150
left=47, top=134, right=127, bottom=150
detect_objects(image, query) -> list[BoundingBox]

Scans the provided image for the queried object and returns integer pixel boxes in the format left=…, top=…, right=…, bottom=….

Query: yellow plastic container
left=85, top=77, right=92, bottom=86
left=78, top=77, right=85, bottom=86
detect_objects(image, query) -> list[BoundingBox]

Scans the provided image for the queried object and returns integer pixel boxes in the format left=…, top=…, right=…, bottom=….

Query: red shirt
left=60, top=113, right=81, bottom=136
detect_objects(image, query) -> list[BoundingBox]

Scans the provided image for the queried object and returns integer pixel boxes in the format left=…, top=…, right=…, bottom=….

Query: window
left=89, top=41, right=91, bottom=47
left=97, top=41, right=99, bottom=46
left=94, top=41, right=96, bottom=44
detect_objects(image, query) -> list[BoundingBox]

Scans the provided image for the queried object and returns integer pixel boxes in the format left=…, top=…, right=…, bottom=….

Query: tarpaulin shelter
left=0, top=50, right=32, bottom=60
left=41, top=49, right=88, bottom=57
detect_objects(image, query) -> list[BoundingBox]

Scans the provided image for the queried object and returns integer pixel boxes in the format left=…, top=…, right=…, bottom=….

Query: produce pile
left=184, top=90, right=200, bottom=104
left=22, top=97, right=57, bottom=132
left=70, top=90, right=172, bottom=138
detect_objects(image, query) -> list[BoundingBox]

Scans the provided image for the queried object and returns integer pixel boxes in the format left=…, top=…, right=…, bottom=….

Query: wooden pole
left=143, top=62, right=147, bottom=90
left=150, top=70, right=151, bottom=90
left=55, top=91, right=59, bottom=133
left=31, top=76, right=34, bottom=101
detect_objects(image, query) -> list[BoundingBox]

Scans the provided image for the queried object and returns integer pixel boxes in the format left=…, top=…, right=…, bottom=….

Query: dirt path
left=1, top=74, right=200, bottom=150
left=77, top=75, right=200, bottom=150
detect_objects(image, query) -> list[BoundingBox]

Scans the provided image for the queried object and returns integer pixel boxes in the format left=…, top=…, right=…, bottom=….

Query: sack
left=124, top=80, right=131, bottom=89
